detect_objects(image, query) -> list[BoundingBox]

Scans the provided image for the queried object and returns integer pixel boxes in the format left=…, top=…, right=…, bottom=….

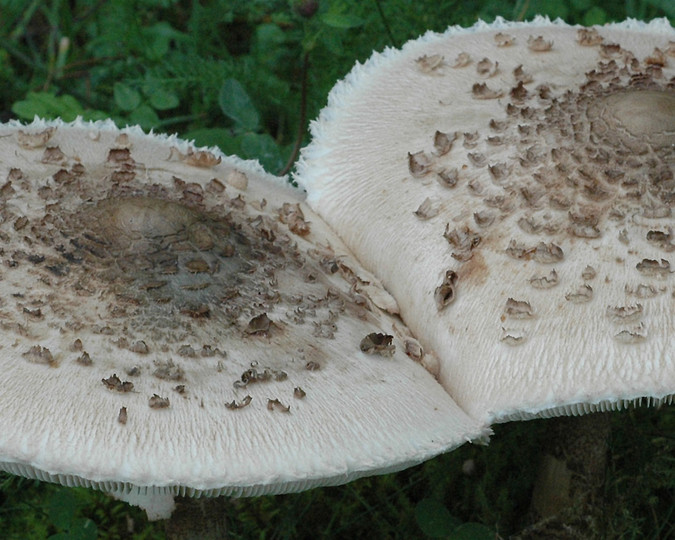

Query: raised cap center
left=590, top=89, right=675, bottom=152
left=90, top=197, right=199, bottom=248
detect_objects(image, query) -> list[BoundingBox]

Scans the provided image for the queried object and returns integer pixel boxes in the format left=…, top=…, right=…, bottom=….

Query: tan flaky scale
left=296, top=17, right=675, bottom=424
left=0, top=119, right=485, bottom=519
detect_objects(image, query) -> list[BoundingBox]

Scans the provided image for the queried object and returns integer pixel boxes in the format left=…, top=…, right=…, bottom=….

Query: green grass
left=0, top=0, right=674, bottom=538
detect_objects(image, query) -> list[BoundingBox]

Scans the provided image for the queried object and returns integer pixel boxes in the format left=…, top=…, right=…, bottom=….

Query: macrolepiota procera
left=0, top=119, right=486, bottom=531
left=295, top=17, right=674, bottom=528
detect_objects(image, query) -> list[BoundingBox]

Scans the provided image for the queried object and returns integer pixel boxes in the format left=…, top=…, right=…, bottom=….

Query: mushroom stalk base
left=522, top=412, right=612, bottom=538
left=164, top=497, right=229, bottom=540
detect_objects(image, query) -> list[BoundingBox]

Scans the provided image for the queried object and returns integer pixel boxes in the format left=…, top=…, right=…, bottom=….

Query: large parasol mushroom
left=0, top=119, right=486, bottom=533
left=297, top=15, right=674, bottom=426
left=295, top=16, right=675, bottom=530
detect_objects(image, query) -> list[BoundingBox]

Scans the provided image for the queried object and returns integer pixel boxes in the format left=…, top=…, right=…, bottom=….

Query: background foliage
left=0, top=0, right=673, bottom=538
left=2, top=0, right=673, bottom=174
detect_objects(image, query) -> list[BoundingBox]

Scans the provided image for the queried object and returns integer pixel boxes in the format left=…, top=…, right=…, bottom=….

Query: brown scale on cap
left=565, top=284, right=594, bottom=304
left=434, top=270, right=458, bottom=310
left=494, top=32, right=515, bottom=47
left=414, top=197, right=440, bottom=220
left=149, top=394, right=170, bottom=409
left=422, top=51, right=672, bottom=318
left=503, top=298, right=534, bottom=320
left=359, top=332, right=395, bottom=356
left=266, top=398, right=290, bottom=412
left=476, top=57, right=499, bottom=77
left=529, top=269, right=559, bottom=290
left=452, top=52, right=472, bottom=68
left=23, top=346, right=55, bottom=366
left=416, top=54, right=446, bottom=74
left=102, top=374, right=134, bottom=392
left=225, top=395, right=252, bottom=410
left=607, top=304, right=643, bottom=323
left=577, top=28, right=604, bottom=47
left=527, top=35, right=553, bottom=52
left=76, top=352, right=93, bottom=366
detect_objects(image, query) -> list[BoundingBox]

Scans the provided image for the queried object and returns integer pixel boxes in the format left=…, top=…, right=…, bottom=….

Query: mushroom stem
left=524, top=412, right=612, bottom=536
left=164, top=496, right=229, bottom=540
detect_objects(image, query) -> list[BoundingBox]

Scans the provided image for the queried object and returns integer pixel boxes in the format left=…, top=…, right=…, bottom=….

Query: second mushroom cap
left=296, top=17, right=675, bottom=423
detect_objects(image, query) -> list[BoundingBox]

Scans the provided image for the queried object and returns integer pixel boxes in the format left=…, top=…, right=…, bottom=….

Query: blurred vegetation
left=0, top=0, right=673, bottom=538
left=1, top=0, right=673, bottom=173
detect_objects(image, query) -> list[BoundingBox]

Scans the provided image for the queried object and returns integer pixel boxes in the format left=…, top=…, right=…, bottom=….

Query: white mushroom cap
left=296, top=18, right=675, bottom=424
left=0, top=119, right=486, bottom=519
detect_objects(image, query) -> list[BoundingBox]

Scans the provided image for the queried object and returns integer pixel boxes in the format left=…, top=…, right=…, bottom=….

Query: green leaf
left=320, top=12, right=364, bottom=29
left=218, top=78, right=259, bottom=130
left=70, top=518, right=98, bottom=540
left=582, top=6, right=608, bottom=25
left=11, top=99, right=50, bottom=120
left=48, top=489, right=78, bottom=530
left=450, top=522, right=495, bottom=540
left=254, top=23, right=289, bottom=67
left=570, top=0, right=592, bottom=10
left=59, top=97, right=86, bottom=121
left=81, top=109, right=113, bottom=122
left=141, top=21, right=184, bottom=60
left=184, top=128, right=240, bottom=155
left=11, top=92, right=85, bottom=121
left=240, top=133, right=283, bottom=172
left=148, top=87, right=180, bottom=110
left=114, top=83, right=142, bottom=111
left=256, top=23, right=286, bottom=48
left=143, top=76, right=180, bottom=110
left=415, top=498, right=462, bottom=538
left=128, top=104, right=160, bottom=130
left=319, top=30, right=344, bottom=55
left=523, top=0, right=569, bottom=20
left=645, top=0, right=675, bottom=17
